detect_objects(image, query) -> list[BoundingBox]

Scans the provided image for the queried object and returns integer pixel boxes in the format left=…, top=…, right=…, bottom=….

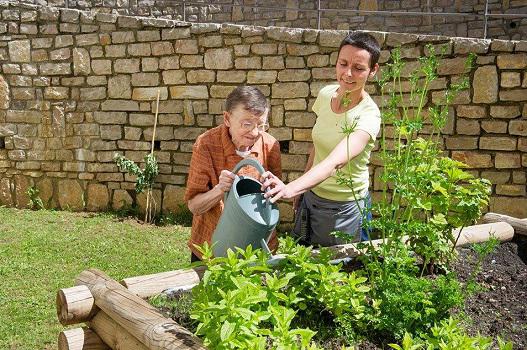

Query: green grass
left=0, top=206, right=192, bottom=350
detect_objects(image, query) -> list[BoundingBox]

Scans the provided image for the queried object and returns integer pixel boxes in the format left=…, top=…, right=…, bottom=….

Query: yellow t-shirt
left=311, top=84, right=381, bottom=201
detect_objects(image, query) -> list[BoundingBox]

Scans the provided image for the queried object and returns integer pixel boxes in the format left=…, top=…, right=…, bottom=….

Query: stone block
left=490, top=105, right=520, bottom=119
left=267, top=27, right=303, bottom=43
left=111, top=31, right=135, bottom=44
left=76, top=33, right=99, bottom=46
left=162, top=185, right=186, bottom=213
left=112, top=189, right=132, bottom=210
left=499, top=89, right=526, bottom=102
left=100, top=125, right=122, bottom=140
left=174, top=39, right=198, bottom=54
left=40, top=63, right=71, bottom=75
left=495, top=152, right=521, bottom=168
left=284, top=112, right=316, bottom=128
left=268, top=127, right=292, bottom=141
left=497, top=54, right=527, bottom=69
left=94, top=111, right=127, bottom=124
left=500, top=72, right=521, bottom=88
left=479, top=136, right=517, bottom=151
left=278, top=69, right=311, bottom=82
left=108, top=75, right=131, bottom=99
left=105, top=44, right=126, bottom=57
left=251, top=44, right=277, bottom=55
left=481, top=120, right=507, bottom=134
left=162, top=70, right=186, bottom=85
left=91, top=59, right=112, bottom=75
left=489, top=196, right=527, bottom=218
left=235, top=57, right=261, bottom=69
left=286, top=44, right=319, bottom=56
left=445, top=136, right=478, bottom=150
left=132, top=87, right=168, bottom=101
left=151, top=41, right=174, bottom=56
left=217, top=71, right=246, bottom=83
left=73, top=48, right=90, bottom=75
left=80, top=87, right=106, bottom=100
left=8, top=40, right=30, bottom=62
left=128, top=43, right=151, bottom=56
left=58, top=179, right=84, bottom=211
left=281, top=154, right=307, bottom=171
left=509, top=120, right=527, bottom=136
left=495, top=185, right=526, bottom=197
left=437, top=57, right=470, bottom=75
left=174, top=127, right=206, bottom=140
left=473, top=66, right=498, bottom=103
left=187, top=70, right=215, bottom=84
left=131, top=72, right=160, bottom=87
left=161, top=27, right=191, bottom=40
left=86, top=183, right=109, bottom=211
left=114, top=58, right=140, bottom=73
left=101, top=100, right=139, bottom=111
left=272, top=83, right=309, bottom=98
left=0, top=177, right=13, bottom=206
left=318, top=30, right=345, bottom=47
left=137, top=30, right=160, bottom=42
left=179, top=55, right=203, bottom=68
left=451, top=151, right=492, bottom=168
left=170, top=86, right=208, bottom=99
left=204, top=48, right=233, bottom=70
left=247, top=70, right=277, bottom=84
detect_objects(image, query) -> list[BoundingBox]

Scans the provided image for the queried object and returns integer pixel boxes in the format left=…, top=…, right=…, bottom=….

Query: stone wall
left=0, top=1, right=526, bottom=222
left=16, top=0, right=527, bottom=40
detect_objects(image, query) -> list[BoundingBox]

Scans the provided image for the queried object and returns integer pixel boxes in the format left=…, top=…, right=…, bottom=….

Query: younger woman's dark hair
left=225, top=86, right=269, bottom=116
left=338, top=31, right=381, bottom=68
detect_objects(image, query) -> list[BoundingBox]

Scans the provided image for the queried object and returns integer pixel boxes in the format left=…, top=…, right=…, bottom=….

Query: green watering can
left=211, top=158, right=280, bottom=257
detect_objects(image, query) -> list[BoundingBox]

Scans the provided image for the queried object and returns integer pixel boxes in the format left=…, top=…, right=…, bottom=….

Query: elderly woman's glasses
left=240, top=121, right=269, bottom=132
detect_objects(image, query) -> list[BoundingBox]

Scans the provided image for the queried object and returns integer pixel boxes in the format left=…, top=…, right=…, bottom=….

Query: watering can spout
left=211, top=158, right=280, bottom=257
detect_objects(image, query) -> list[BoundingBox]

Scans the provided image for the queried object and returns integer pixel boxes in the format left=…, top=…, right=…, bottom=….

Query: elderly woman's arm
left=187, top=169, right=236, bottom=216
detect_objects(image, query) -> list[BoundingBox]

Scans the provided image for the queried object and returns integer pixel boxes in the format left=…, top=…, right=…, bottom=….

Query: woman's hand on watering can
left=260, top=171, right=294, bottom=203
left=215, top=170, right=236, bottom=192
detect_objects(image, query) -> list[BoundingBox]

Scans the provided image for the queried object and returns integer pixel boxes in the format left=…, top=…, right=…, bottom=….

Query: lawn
left=0, top=206, right=192, bottom=350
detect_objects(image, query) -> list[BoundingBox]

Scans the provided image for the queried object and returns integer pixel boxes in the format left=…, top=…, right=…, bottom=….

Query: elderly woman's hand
left=215, top=170, right=236, bottom=192
left=260, top=171, right=294, bottom=203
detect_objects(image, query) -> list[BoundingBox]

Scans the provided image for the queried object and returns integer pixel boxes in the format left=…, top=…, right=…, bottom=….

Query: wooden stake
left=144, top=89, right=161, bottom=224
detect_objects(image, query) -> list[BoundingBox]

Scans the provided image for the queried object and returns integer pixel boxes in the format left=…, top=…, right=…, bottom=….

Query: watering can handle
left=231, top=157, right=266, bottom=176
left=224, top=158, right=272, bottom=224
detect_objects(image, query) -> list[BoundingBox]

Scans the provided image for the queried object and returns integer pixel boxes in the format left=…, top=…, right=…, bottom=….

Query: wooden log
left=482, top=212, right=527, bottom=236
left=323, top=222, right=514, bottom=259
left=454, top=221, right=514, bottom=246
left=57, top=285, right=97, bottom=326
left=75, top=268, right=205, bottom=350
left=88, top=311, right=149, bottom=350
left=58, top=327, right=109, bottom=350
left=121, top=266, right=206, bottom=298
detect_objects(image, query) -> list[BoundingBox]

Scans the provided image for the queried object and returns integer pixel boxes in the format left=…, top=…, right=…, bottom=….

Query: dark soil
left=452, top=238, right=527, bottom=348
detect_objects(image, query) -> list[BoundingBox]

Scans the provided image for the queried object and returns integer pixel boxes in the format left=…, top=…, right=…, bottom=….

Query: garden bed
left=454, top=239, right=527, bottom=349
left=152, top=238, right=527, bottom=349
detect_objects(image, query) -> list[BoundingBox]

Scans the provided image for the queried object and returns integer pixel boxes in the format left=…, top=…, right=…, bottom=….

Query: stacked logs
left=56, top=268, right=206, bottom=350
left=56, top=216, right=525, bottom=350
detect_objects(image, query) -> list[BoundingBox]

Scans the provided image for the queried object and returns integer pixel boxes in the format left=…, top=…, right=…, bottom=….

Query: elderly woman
left=184, top=86, right=282, bottom=261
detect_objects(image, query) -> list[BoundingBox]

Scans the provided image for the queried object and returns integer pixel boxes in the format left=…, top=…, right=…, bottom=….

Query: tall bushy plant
left=366, top=46, right=490, bottom=270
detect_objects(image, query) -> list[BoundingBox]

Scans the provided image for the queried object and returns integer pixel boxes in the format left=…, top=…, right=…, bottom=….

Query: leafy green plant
left=115, top=153, right=159, bottom=223
left=366, top=46, right=490, bottom=272
left=26, top=185, right=44, bottom=210
left=189, top=238, right=372, bottom=349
